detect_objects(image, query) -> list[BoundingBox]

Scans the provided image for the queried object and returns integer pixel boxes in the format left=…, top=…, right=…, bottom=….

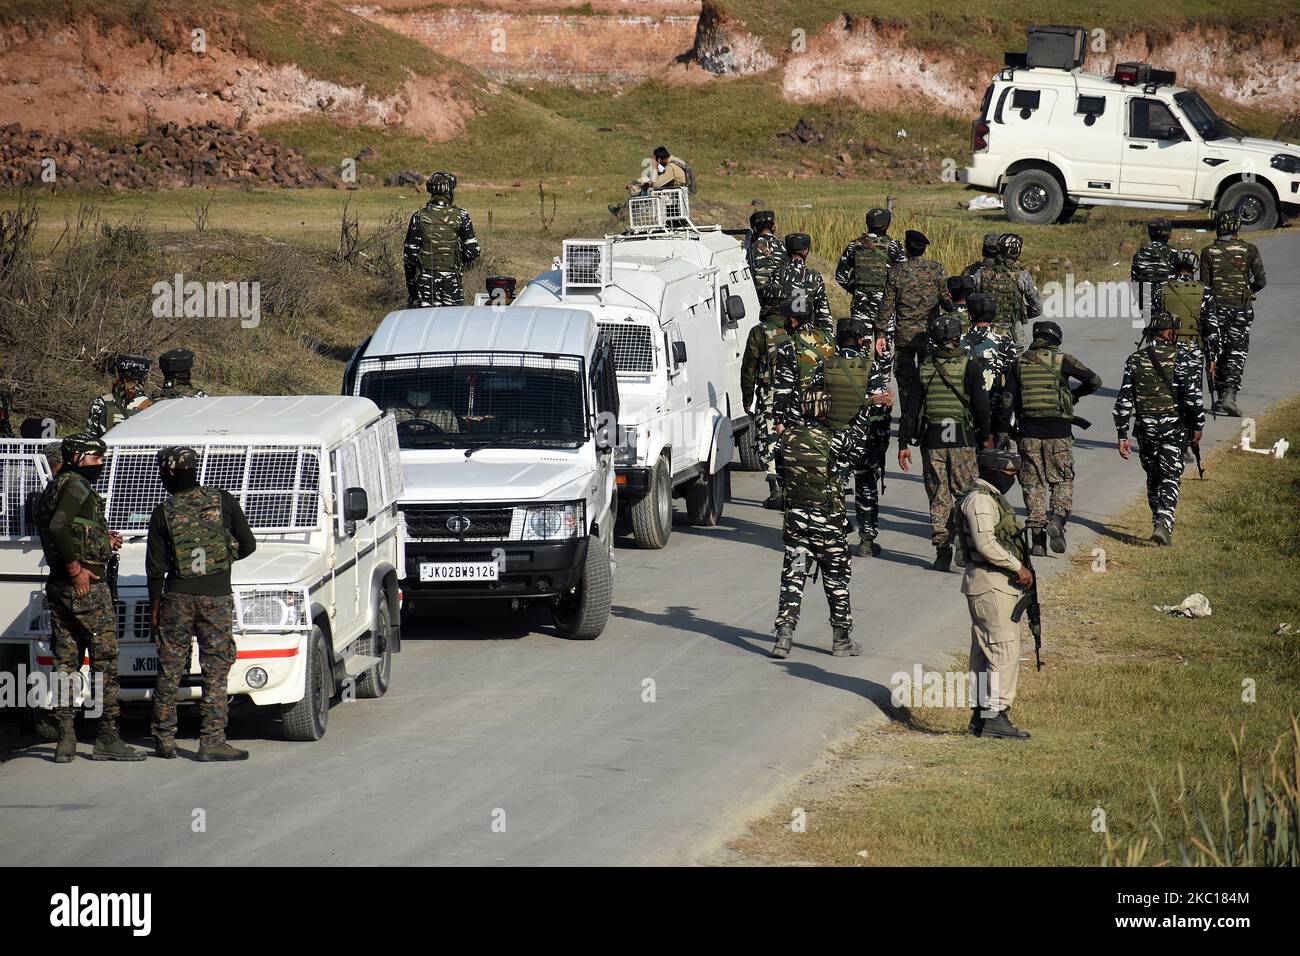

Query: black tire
left=1004, top=169, right=1065, bottom=226
left=629, top=457, right=672, bottom=549
left=685, top=464, right=727, bottom=526
left=1056, top=201, right=1079, bottom=224
left=355, top=595, right=393, bottom=700
left=737, top=421, right=762, bottom=471
left=281, top=626, right=331, bottom=741
left=1219, top=181, right=1278, bottom=231
left=551, top=536, right=613, bottom=640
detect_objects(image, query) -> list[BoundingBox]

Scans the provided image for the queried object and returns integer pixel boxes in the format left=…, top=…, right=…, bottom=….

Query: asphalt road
left=2, top=231, right=1295, bottom=867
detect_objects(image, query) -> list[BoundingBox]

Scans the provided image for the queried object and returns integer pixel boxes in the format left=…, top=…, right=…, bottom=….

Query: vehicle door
left=1120, top=95, right=1199, bottom=198
left=1057, top=90, right=1123, bottom=196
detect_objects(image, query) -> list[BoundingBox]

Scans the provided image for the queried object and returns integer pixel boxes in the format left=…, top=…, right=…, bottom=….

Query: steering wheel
left=398, top=418, right=445, bottom=435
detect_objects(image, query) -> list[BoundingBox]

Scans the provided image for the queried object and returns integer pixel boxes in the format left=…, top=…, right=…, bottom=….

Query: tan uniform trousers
left=966, top=586, right=1021, bottom=714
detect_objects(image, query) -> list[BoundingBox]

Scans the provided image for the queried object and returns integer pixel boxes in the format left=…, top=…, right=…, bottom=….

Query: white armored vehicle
left=0, top=396, right=405, bottom=742
left=514, top=189, right=761, bottom=548
left=964, top=25, right=1300, bottom=229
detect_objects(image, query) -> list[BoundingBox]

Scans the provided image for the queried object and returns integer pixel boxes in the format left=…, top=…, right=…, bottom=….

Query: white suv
left=964, top=45, right=1300, bottom=229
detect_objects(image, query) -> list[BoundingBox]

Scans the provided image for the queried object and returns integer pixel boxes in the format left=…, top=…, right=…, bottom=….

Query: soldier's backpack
left=778, top=423, right=842, bottom=513
left=1162, top=279, right=1205, bottom=343
left=415, top=204, right=462, bottom=273
left=163, top=487, right=234, bottom=578
left=921, top=351, right=973, bottom=431
left=1018, top=347, right=1073, bottom=420
left=1133, top=345, right=1180, bottom=417
left=1205, top=240, right=1252, bottom=308
left=824, top=353, right=872, bottom=430
left=852, top=235, right=892, bottom=296
left=669, top=158, right=697, bottom=195
left=982, top=264, right=1023, bottom=330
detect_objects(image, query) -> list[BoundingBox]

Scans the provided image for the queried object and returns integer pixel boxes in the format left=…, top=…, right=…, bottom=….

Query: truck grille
left=400, top=505, right=519, bottom=541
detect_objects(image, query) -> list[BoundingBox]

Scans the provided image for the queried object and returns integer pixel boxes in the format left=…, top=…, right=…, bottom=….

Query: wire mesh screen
left=356, top=352, right=587, bottom=450
left=598, top=323, right=656, bottom=373
left=628, top=195, right=667, bottom=232
left=0, top=453, right=52, bottom=539
left=376, top=415, right=404, bottom=505
left=659, top=188, right=690, bottom=222
left=562, top=240, right=611, bottom=288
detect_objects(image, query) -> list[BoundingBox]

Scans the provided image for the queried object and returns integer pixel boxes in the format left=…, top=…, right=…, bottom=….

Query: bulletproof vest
left=415, top=202, right=462, bottom=273
left=1018, top=347, right=1072, bottom=420
left=954, top=484, right=1024, bottom=570
left=1162, top=279, right=1204, bottom=342
left=759, top=317, right=790, bottom=383
left=779, top=423, right=842, bottom=514
left=793, top=329, right=836, bottom=392
left=163, top=486, right=233, bottom=579
left=852, top=235, right=891, bottom=295
left=920, top=350, right=972, bottom=430
left=1205, top=240, right=1252, bottom=307
left=823, top=352, right=872, bottom=430
left=1133, top=344, right=1180, bottom=417
left=37, top=471, right=111, bottom=570
left=983, top=264, right=1022, bottom=330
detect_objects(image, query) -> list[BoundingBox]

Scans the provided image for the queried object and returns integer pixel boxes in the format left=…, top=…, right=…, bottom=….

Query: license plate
left=419, top=561, right=499, bottom=582
left=131, top=656, right=158, bottom=673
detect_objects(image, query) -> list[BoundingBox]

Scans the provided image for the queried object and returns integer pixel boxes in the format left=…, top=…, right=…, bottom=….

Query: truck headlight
left=246, top=667, right=268, bottom=689
left=522, top=502, right=584, bottom=540
left=614, top=425, right=637, bottom=466
left=235, top=588, right=310, bottom=630
left=1271, top=153, right=1300, bottom=174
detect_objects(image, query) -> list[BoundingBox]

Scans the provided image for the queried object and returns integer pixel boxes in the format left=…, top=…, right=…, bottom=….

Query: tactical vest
left=37, top=471, right=111, bottom=570
left=1133, top=345, right=1180, bottom=417
left=1162, top=279, right=1204, bottom=343
left=1018, top=348, right=1072, bottom=419
left=163, top=487, right=233, bottom=579
left=921, top=351, right=972, bottom=430
left=415, top=203, right=462, bottom=273
left=1205, top=240, right=1252, bottom=307
left=852, top=236, right=891, bottom=295
left=954, top=483, right=1024, bottom=570
left=794, top=330, right=836, bottom=391
left=779, top=423, right=842, bottom=514
left=983, top=265, right=1022, bottom=329
left=158, top=381, right=204, bottom=400
left=824, top=353, right=872, bottom=430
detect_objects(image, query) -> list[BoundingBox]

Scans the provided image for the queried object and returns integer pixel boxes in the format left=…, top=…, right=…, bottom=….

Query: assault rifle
left=1010, top=527, right=1043, bottom=671
left=107, top=553, right=120, bottom=603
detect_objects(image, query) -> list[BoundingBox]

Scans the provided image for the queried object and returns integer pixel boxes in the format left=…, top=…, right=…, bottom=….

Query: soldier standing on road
left=1200, top=210, right=1266, bottom=417
left=147, top=446, right=258, bottom=761
left=154, top=348, right=207, bottom=401
left=975, top=233, right=1041, bottom=346
left=36, top=434, right=144, bottom=763
left=1114, top=312, right=1205, bottom=546
left=1131, top=217, right=1176, bottom=316
left=835, top=207, right=906, bottom=342
left=771, top=299, right=837, bottom=432
left=957, top=447, right=1033, bottom=741
left=960, top=292, right=1018, bottom=416
left=87, top=354, right=153, bottom=437
left=880, top=229, right=952, bottom=427
left=747, top=210, right=787, bottom=304
left=741, top=298, right=791, bottom=510
left=961, top=233, right=1001, bottom=283
left=997, top=320, right=1102, bottom=556
left=404, top=171, right=480, bottom=308
left=1161, top=249, right=1218, bottom=408
left=768, top=233, right=833, bottom=334
left=898, top=313, right=993, bottom=572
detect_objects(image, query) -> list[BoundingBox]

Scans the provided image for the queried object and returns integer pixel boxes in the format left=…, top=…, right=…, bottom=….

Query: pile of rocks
left=0, top=122, right=332, bottom=189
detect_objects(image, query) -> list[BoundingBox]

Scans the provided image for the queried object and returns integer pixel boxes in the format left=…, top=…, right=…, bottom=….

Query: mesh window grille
left=659, top=188, right=690, bottom=222
left=0, top=451, right=52, bottom=539
left=628, top=195, right=667, bottom=232
left=562, top=240, right=610, bottom=288
left=598, top=323, right=655, bottom=373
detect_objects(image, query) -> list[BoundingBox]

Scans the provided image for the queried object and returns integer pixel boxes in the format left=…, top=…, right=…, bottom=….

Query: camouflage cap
left=1147, top=216, right=1172, bottom=240
left=784, top=232, right=811, bottom=253
left=159, top=347, right=194, bottom=374
left=61, top=433, right=106, bottom=464
left=1215, top=209, right=1239, bottom=235
left=967, top=292, right=997, bottom=322
left=115, top=353, right=151, bottom=381
left=946, top=275, right=975, bottom=298
left=749, top=209, right=775, bottom=231
left=981, top=233, right=1000, bottom=256
left=156, top=445, right=199, bottom=471
left=1149, top=311, right=1180, bottom=332
left=426, top=171, right=456, bottom=196
left=865, top=207, right=891, bottom=232
left=1173, top=248, right=1199, bottom=273
left=1032, top=320, right=1063, bottom=344
left=998, top=233, right=1024, bottom=261
left=978, top=446, right=1021, bottom=473
left=836, top=316, right=869, bottom=340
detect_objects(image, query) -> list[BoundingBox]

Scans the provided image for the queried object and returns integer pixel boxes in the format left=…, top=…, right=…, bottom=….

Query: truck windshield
left=359, top=356, right=585, bottom=450
left=1173, top=91, right=1241, bottom=142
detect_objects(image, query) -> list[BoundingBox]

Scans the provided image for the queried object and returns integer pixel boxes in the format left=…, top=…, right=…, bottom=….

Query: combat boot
left=770, top=625, right=793, bottom=660
left=1030, top=529, right=1047, bottom=556
left=197, top=741, right=250, bottom=762
left=154, top=737, right=177, bottom=760
left=968, top=709, right=984, bottom=736
left=91, top=730, right=146, bottom=762
left=851, top=536, right=882, bottom=558
left=978, top=710, right=1030, bottom=740
left=53, top=722, right=76, bottom=764
left=1045, top=515, right=1067, bottom=554
left=831, top=626, right=861, bottom=657
left=931, top=545, right=952, bottom=572
left=1221, top=388, right=1242, bottom=417
left=762, top=477, right=784, bottom=510
left=1151, top=524, right=1172, bottom=547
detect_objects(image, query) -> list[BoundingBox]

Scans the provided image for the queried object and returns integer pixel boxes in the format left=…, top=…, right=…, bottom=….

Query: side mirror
left=726, top=295, right=746, bottom=322
left=1164, top=126, right=1185, bottom=141
left=671, top=341, right=688, bottom=365
left=343, top=487, right=369, bottom=523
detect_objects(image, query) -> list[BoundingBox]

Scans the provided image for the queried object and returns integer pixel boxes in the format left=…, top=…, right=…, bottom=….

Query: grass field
left=731, top=397, right=1300, bottom=866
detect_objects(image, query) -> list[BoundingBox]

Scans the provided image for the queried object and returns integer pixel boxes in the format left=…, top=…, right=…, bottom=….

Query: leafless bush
left=180, top=192, right=214, bottom=232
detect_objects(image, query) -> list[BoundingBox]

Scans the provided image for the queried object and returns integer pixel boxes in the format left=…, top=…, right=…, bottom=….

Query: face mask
left=73, top=463, right=105, bottom=484
left=657, top=164, right=666, bottom=174
left=986, top=471, right=1016, bottom=494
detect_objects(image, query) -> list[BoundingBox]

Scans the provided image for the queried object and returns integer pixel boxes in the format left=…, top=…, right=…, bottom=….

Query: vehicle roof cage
left=658, top=188, right=695, bottom=230
left=562, top=239, right=613, bottom=294
left=627, top=194, right=669, bottom=233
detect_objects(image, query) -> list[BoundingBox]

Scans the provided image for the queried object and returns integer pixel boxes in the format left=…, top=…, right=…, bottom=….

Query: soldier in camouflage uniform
left=1130, top=217, right=1176, bottom=317
left=1200, top=210, right=1266, bottom=416
left=147, top=446, right=258, bottom=760
left=771, top=298, right=838, bottom=432
left=898, top=313, right=992, bottom=571
left=960, top=291, right=1018, bottom=417
left=154, top=348, right=207, bottom=401
left=87, top=354, right=153, bottom=437
left=1161, top=249, right=1219, bottom=411
left=36, top=434, right=144, bottom=762
left=881, top=229, right=952, bottom=419
left=961, top=233, right=1000, bottom=283
left=835, top=207, right=906, bottom=342
left=997, top=320, right=1102, bottom=556
left=766, top=233, right=833, bottom=334
left=741, top=295, right=790, bottom=509
left=404, top=171, right=481, bottom=308
left=1114, top=312, right=1205, bottom=546
left=746, top=210, right=787, bottom=305
left=974, top=233, right=1041, bottom=346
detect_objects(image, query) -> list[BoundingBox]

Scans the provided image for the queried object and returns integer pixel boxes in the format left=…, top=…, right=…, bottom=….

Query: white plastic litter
left=896, top=128, right=908, bottom=139
left=1275, top=624, right=1293, bottom=636
left=1154, top=593, right=1212, bottom=618
left=967, top=194, right=1004, bottom=211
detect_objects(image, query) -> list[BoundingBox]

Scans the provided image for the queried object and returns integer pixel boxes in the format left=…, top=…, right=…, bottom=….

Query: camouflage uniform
left=153, top=593, right=236, bottom=748
left=961, top=324, right=1018, bottom=412
left=1161, top=276, right=1219, bottom=400
left=881, top=256, right=952, bottom=415
left=403, top=197, right=481, bottom=307
left=835, top=232, right=905, bottom=337
left=87, top=383, right=151, bottom=437
left=747, top=233, right=788, bottom=304
left=974, top=261, right=1041, bottom=345
left=830, top=344, right=891, bottom=546
left=771, top=327, right=837, bottom=429
left=155, top=379, right=207, bottom=401
left=740, top=317, right=788, bottom=478
left=767, top=258, right=833, bottom=334
left=1113, top=340, right=1205, bottom=533
left=1200, top=235, right=1266, bottom=396
left=1131, top=240, right=1175, bottom=315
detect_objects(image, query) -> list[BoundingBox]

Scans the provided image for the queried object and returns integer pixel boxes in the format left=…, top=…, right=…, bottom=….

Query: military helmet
left=1173, top=248, right=1199, bottom=273
left=426, top=171, right=456, bottom=196
left=779, top=297, right=812, bottom=321
left=1215, top=209, right=1240, bottom=235
left=998, top=233, right=1024, bottom=262
left=1032, top=320, right=1063, bottom=344
left=904, top=229, right=929, bottom=254
left=115, top=353, right=151, bottom=381
left=836, top=316, right=869, bottom=341
left=159, top=347, right=194, bottom=375
left=61, top=433, right=106, bottom=464
left=156, top=445, right=199, bottom=471
left=865, top=207, right=891, bottom=232
left=978, top=446, right=1022, bottom=474
left=981, top=233, right=1000, bottom=257
left=749, top=209, right=775, bottom=231
left=946, top=275, right=975, bottom=299
left=42, top=443, right=62, bottom=470
left=1149, top=311, right=1180, bottom=332
left=928, top=314, right=962, bottom=342
left=784, top=232, right=811, bottom=253
left=1146, top=217, right=1172, bottom=241
left=967, top=292, right=997, bottom=323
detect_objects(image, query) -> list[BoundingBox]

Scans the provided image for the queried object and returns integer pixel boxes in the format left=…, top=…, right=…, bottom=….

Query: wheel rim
left=1019, top=184, right=1048, bottom=214
left=314, top=642, right=329, bottom=727
left=655, top=471, right=670, bottom=532
left=376, top=609, right=392, bottom=686
left=1236, top=196, right=1264, bottom=226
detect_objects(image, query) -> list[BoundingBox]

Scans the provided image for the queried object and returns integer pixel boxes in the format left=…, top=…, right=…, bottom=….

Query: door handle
left=1128, top=144, right=1148, bottom=150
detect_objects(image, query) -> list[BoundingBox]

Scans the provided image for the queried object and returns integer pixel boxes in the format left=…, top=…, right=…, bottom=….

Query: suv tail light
left=972, top=120, right=990, bottom=152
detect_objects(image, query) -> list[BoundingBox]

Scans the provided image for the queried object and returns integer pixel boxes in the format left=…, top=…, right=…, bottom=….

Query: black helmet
left=865, top=207, right=891, bottom=233
left=1215, top=209, right=1239, bottom=236
left=426, top=171, right=456, bottom=196
left=998, top=233, right=1024, bottom=262
left=779, top=297, right=812, bottom=332
left=115, top=354, right=150, bottom=381
left=749, top=209, right=775, bottom=231
left=1149, top=310, right=1180, bottom=332
left=1032, top=320, right=1063, bottom=344
left=1147, top=217, right=1172, bottom=241
left=1173, top=249, right=1199, bottom=274
left=981, top=233, right=1000, bottom=257
left=904, top=229, right=929, bottom=255
left=784, top=232, right=811, bottom=254
left=156, top=445, right=199, bottom=471
left=928, top=314, right=961, bottom=342
left=946, top=275, right=975, bottom=299
left=978, top=446, right=1021, bottom=474
left=61, top=433, right=106, bottom=464
left=159, top=347, right=194, bottom=375
left=836, top=316, right=869, bottom=341
left=967, top=292, right=997, bottom=323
